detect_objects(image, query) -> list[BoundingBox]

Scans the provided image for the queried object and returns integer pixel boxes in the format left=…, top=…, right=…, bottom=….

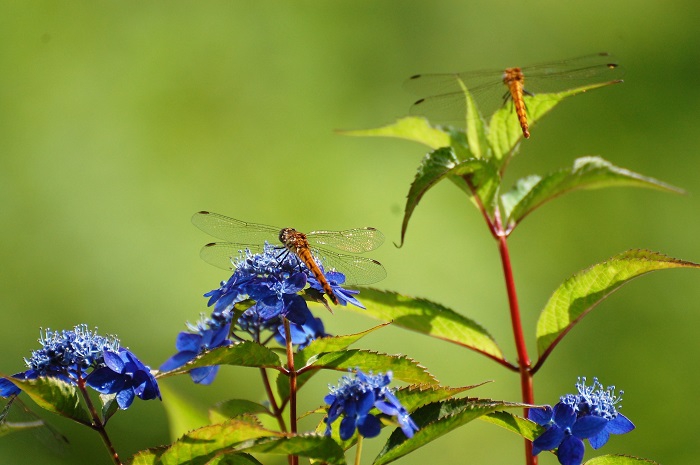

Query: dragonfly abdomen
left=503, top=67, right=530, bottom=139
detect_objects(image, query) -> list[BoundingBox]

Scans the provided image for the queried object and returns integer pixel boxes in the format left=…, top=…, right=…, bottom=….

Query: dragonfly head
left=279, top=227, right=298, bottom=245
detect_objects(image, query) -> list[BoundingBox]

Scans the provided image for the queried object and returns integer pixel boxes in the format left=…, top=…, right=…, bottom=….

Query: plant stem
left=77, top=377, right=123, bottom=465
left=354, top=435, right=364, bottom=465
left=283, top=318, right=298, bottom=465
left=259, top=367, right=287, bottom=432
left=494, top=215, right=536, bottom=465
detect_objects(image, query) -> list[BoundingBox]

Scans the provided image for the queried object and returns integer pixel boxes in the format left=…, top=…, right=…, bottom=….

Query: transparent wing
left=405, top=52, right=622, bottom=123
left=311, top=248, right=386, bottom=285
left=191, top=211, right=281, bottom=244
left=199, top=242, right=270, bottom=271
left=307, top=228, right=385, bottom=253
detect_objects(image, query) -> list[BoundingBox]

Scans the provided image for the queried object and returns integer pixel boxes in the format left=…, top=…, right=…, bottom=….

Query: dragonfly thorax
left=278, top=227, right=308, bottom=251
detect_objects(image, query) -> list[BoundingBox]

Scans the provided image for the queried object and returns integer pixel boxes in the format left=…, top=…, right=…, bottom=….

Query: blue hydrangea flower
left=86, top=349, right=161, bottom=409
left=274, top=304, right=329, bottom=350
left=0, top=325, right=160, bottom=410
left=324, top=370, right=419, bottom=441
left=530, top=377, right=635, bottom=465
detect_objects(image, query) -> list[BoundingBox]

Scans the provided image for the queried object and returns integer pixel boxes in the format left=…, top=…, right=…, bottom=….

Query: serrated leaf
left=500, top=175, right=542, bottom=221
left=395, top=383, right=488, bottom=412
left=209, top=399, right=271, bottom=424
left=506, top=156, right=683, bottom=228
left=304, top=350, right=437, bottom=385
left=244, top=435, right=346, bottom=465
left=373, top=398, right=527, bottom=465
left=536, top=249, right=700, bottom=365
left=204, top=453, right=263, bottom=465
left=100, top=393, right=119, bottom=424
left=338, top=116, right=452, bottom=150
left=344, top=288, right=505, bottom=363
left=6, top=376, right=91, bottom=425
left=158, top=419, right=282, bottom=465
left=488, top=81, right=622, bottom=163
left=584, top=455, right=661, bottom=465
left=160, top=384, right=211, bottom=442
left=277, top=324, right=389, bottom=401
left=129, top=447, right=166, bottom=465
left=400, top=147, right=499, bottom=246
left=480, top=411, right=544, bottom=441
left=157, top=342, right=280, bottom=379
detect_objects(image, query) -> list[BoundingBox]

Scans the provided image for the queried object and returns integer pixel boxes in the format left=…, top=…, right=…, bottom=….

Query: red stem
left=259, top=368, right=287, bottom=432
left=494, top=216, right=536, bottom=465
left=283, top=318, right=298, bottom=465
left=77, top=377, right=123, bottom=465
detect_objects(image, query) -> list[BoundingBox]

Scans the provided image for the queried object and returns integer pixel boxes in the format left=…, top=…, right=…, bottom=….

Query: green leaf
left=373, top=398, right=527, bottom=465
left=245, top=435, right=346, bottom=465
left=159, top=383, right=211, bottom=442
left=6, top=376, right=91, bottom=425
left=500, top=175, right=541, bottom=221
left=399, top=147, right=499, bottom=246
left=536, top=249, right=700, bottom=364
left=209, top=399, right=271, bottom=424
left=395, top=383, right=488, bottom=412
left=203, top=453, right=264, bottom=465
left=277, top=324, right=389, bottom=401
left=479, top=411, right=544, bottom=442
left=157, top=342, right=280, bottom=379
left=584, top=455, right=661, bottom=465
left=158, top=418, right=281, bottom=465
left=345, top=288, right=505, bottom=363
left=488, top=81, right=622, bottom=164
left=337, top=116, right=452, bottom=150
left=304, top=350, right=437, bottom=385
left=460, top=80, right=489, bottom=159
left=506, top=156, right=684, bottom=229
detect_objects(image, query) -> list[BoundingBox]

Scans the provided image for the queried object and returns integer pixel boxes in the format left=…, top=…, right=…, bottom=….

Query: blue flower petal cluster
left=530, top=377, right=635, bottom=465
left=324, top=370, right=419, bottom=441
left=86, top=349, right=161, bottom=409
left=163, top=244, right=345, bottom=383
left=0, top=325, right=160, bottom=410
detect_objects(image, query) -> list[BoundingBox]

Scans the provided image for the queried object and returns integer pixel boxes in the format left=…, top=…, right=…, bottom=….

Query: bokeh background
left=1, top=1, right=698, bottom=464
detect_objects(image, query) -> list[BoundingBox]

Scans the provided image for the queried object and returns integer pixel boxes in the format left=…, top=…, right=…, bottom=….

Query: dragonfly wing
left=519, top=53, right=623, bottom=93
left=199, top=242, right=269, bottom=271
left=0, top=396, right=68, bottom=450
left=307, top=228, right=385, bottom=253
left=312, top=249, right=386, bottom=285
left=191, top=211, right=281, bottom=244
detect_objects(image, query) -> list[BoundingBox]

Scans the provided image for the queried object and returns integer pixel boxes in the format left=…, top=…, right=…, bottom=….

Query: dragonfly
left=191, top=211, right=387, bottom=305
left=0, top=395, right=68, bottom=450
left=406, top=52, right=623, bottom=139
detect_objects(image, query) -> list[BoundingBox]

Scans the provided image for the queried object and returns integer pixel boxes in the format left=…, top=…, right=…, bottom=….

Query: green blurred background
left=1, top=1, right=698, bottom=464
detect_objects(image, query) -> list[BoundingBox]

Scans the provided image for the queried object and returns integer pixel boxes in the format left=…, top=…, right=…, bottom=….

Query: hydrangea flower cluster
left=0, top=325, right=160, bottom=410
left=529, top=377, right=635, bottom=465
left=162, top=244, right=367, bottom=383
left=324, top=370, right=419, bottom=441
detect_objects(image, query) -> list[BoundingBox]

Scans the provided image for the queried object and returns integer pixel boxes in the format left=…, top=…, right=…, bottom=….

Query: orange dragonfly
left=192, top=211, right=386, bottom=305
left=406, top=52, right=623, bottom=139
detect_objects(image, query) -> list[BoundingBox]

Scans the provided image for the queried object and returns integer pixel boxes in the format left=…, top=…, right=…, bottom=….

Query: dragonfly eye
left=279, top=228, right=296, bottom=244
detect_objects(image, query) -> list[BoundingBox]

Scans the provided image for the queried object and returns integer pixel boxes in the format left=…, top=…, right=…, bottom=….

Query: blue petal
left=356, top=390, right=376, bottom=415
left=533, top=425, right=564, bottom=454
left=190, top=366, right=219, bottom=385
left=115, top=388, right=135, bottom=409
left=553, top=402, right=577, bottom=429
left=588, top=429, right=610, bottom=450
left=357, top=413, right=381, bottom=438
left=174, top=332, right=204, bottom=352
left=86, top=367, right=126, bottom=394
left=529, top=406, right=553, bottom=426
left=159, top=351, right=197, bottom=372
left=571, top=415, right=608, bottom=439
left=0, top=375, right=23, bottom=397
left=102, top=350, right=126, bottom=373
left=399, top=413, right=419, bottom=438
left=607, top=413, right=635, bottom=434
left=339, top=415, right=357, bottom=441
left=557, top=435, right=584, bottom=465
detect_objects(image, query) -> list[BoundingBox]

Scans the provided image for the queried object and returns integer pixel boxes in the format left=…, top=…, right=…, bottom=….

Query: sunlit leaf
left=479, top=410, right=544, bottom=441
left=584, top=455, right=661, bottom=465
left=344, top=288, right=505, bottom=364
left=489, top=81, right=622, bottom=164
left=535, top=249, right=700, bottom=366
left=461, top=80, right=489, bottom=159
left=209, top=399, right=271, bottom=424
left=6, top=376, right=91, bottom=426
left=245, top=434, right=346, bottom=465
left=500, top=175, right=541, bottom=221
left=157, top=342, right=280, bottom=379
left=158, top=384, right=211, bottom=442
left=506, top=156, right=683, bottom=229
left=157, top=419, right=281, bottom=465
left=337, top=116, right=452, bottom=150
left=204, top=453, right=264, bottom=465
left=399, top=147, right=499, bottom=246
left=373, top=398, right=527, bottom=465
left=304, top=350, right=437, bottom=385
